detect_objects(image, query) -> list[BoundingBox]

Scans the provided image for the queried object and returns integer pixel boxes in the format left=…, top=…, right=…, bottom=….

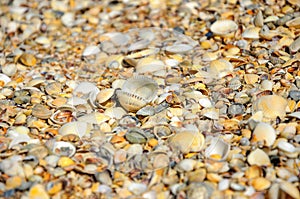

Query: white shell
left=0, top=73, right=11, bottom=85
left=247, top=148, right=271, bottom=166
left=58, top=121, right=92, bottom=138
left=165, top=44, right=193, bottom=54
left=77, top=112, right=110, bottom=124
left=52, top=141, right=76, bottom=157
left=252, top=122, right=276, bottom=147
left=83, top=45, right=100, bottom=56
left=136, top=58, right=165, bottom=74
left=205, top=137, right=230, bottom=161
left=242, top=27, right=260, bottom=39
left=210, top=20, right=238, bottom=36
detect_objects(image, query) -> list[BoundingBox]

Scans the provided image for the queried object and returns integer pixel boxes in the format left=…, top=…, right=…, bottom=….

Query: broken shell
left=45, top=82, right=62, bottom=96
left=244, top=74, right=259, bottom=84
left=242, top=27, right=260, bottom=39
left=116, top=76, right=158, bottom=112
left=252, top=122, right=276, bottom=147
left=252, top=95, right=287, bottom=121
left=250, top=177, right=271, bottom=191
left=82, top=45, right=100, bottom=56
left=210, top=20, right=238, bottom=36
left=169, top=130, right=205, bottom=154
left=125, top=128, right=148, bottom=144
left=205, top=137, right=230, bottom=161
left=247, top=148, right=271, bottom=166
left=286, top=17, right=300, bottom=28
left=0, top=73, right=11, bottom=85
left=52, top=141, right=76, bottom=157
left=19, top=53, right=37, bottom=66
left=254, top=10, right=264, bottom=27
left=290, top=36, right=300, bottom=53
left=279, top=180, right=300, bottom=199
left=58, top=121, right=92, bottom=139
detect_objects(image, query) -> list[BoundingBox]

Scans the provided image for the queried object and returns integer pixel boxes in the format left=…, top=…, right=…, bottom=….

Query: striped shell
left=116, top=76, right=158, bottom=112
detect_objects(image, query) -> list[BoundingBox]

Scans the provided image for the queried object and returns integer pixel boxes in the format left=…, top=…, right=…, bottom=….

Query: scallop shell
left=252, top=122, right=276, bottom=147
left=169, top=130, right=205, bottom=154
left=205, top=137, right=230, bottom=161
left=247, top=148, right=271, bottom=166
left=252, top=95, right=287, bottom=121
left=210, top=20, right=238, bottom=36
left=116, top=76, right=158, bottom=112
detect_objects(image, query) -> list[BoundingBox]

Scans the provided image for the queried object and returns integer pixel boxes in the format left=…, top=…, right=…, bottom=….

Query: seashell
left=210, top=20, right=238, bottom=36
left=35, top=36, right=50, bottom=45
left=136, top=105, right=155, bottom=116
left=82, top=45, right=100, bottom=56
left=2, top=64, right=17, bottom=76
left=252, top=95, right=287, bottom=121
left=252, top=122, right=276, bottom=147
left=0, top=73, right=11, bottom=85
left=61, top=12, right=75, bottom=27
left=125, top=128, right=148, bottom=144
left=169, top=130, right=205, bottom=154
left=254, top=10, right=264, bottom=27
left=136, top=58, right=165, bottom=74
left=205, top=137, right=230, bottom=161
left=165, top=44, right=193, bottom=54
left=32, top=104, right=52, bottom=119
left=242, top=27, right=260, bottom=39
left=104, top=107, right=126, bottom=119
left=73, top=82, right=99, bottom=97
left=58, top=121, right=92, bottom=138
left=247, top=148, right=271, bottom=166
left=77, top=112, right=110, bottom=125
left=52, top=141, right=76, bottom=157
left=289, top=36, right=300, bottom=53
left=228, top=77, right=242, bottom=90
left=95, top=88, right=115, bottom=108
left=126, top=48, right=159, bottom=59
left=250, top=177, right=271, bottom=191
left=244, top=74, right=259, bottom=84
left=128, top=39, right=151, bottom=52
left=128, top=182, right=147, bottom=195
left=286, top=17, right=300, bottom=28
left=287, top=0, right=300, bottom=4
left=7, top=129, right=32, bottom=149
left=279, top=180, right=300, bottom=199
left=45, top=82, right=62, bottom=95
left=116, top=76, right=158, bottom=112
left=201, top=107, right=219, bottom=120
left=260, top=80, right=273, bottom=91
left=153, top=125, right=173, bottom=139
left=277, top=140, right=296, bottom=153
left=19, top=53, right=37, bottom=66
left=177, top=159, right=197, bottom=172
left=208, top=59, right=233, bottom=78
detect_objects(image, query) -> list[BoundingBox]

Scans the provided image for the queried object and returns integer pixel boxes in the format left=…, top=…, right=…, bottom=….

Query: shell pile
left=0, top=0, right=299, bottom=198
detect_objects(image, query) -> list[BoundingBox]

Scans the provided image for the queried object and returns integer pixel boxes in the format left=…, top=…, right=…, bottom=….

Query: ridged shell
left=252, top=95, right=287, bottom=121
left=116, top=76, right=158, bottom=112
left=210, top=20, right=238, bottom=36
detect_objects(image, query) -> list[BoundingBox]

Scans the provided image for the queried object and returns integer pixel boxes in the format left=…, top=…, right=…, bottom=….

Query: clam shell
left=210, top=20, right=238, bottom=36
left=77, top=112, right=110, bottom=124
left=286, top=17, right=300, bottom=28
left=116, top=90, right=148, bottom=112
left=96, top=88, right=115, bottom=104
left=82, top=45, right=100, bottom=56
left=169, top=130, right=205, bottom=154
left=279, top=181, right=300, bottom=199
left=58, top=121, right=92, bottom=138
left=247, top=148, right=271, bottom=166
left=136, top=58, right=165, bottom=74
left=32, top=104, right=52, bottom=119
left=165, top=44, right=193, bottom=54
left=252, top=122, right=276, bottom=147
left=0, top=73, right=11, bottom=85
left=205, top=137, right=230, bottom=161
left=252, top=95, right=287, bottom=121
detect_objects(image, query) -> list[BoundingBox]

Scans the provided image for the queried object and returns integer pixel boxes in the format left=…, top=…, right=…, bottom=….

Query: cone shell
left=252, top=95, right=287, bottom=121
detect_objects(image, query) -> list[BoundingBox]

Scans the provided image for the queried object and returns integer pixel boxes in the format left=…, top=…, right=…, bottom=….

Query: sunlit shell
left=286, top=17, right=300, bottom=28
left=242, top=27, right=260, bottom=39
left=136, top=58, right=165, bottom=74
left=252, top=122, right=276, bottom=147
left=210, top=20, right=238, bottom=36
left=279, top=180, right=300, bottom=199
left=252, top=95, right=287, bottom=121
left=116, top=76, right=158, bottom=112
left=205, top=137, right=230, bottom=161
left=244, top=74, right=259, bottom=84
left=250, top=177, right=271, bottom=191
left=19, top=53, right=37, bottom=66
left=104, top=107, right=126, bottom=120
left=96, top=88, right=115, bottom=104
left=153, top=125, right=173, bottom=139
left=52, top=141, right=76, bottom=157
left=32, top=104, right=52, bottom=119
left=58, top=121, right=92, bottom=138
left=165, top=44, right=193, bottom=54
left=208, top=59, right=233, bottom=78
left=82, top=45, right=100, bottom=56
left=27, top=78, right=45, bottom=87
left=169, top=130, right=205, bottom=154
left=77, top=112, right=110, bottom=124
left=289, top=36, right=300, bottom=53
left=228, top=77, right=242, bottom=90
left=247, top=148, right=271, bottom=166
left=45, top=82, right=62, bottom=95
left=0, top=73, right=11, bottom=85
left=50, top=105, right=76, bottom=125
left=253, top=10, right=264, bottom=27
left=277, top=140, right=296, bottom=153
left=73, top=82, right=99, bottom=97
